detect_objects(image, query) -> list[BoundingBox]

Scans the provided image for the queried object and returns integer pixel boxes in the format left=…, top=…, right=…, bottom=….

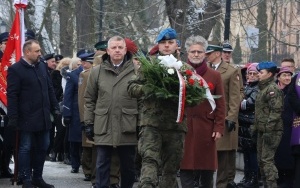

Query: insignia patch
left=269, top=91, right=275, bottom=96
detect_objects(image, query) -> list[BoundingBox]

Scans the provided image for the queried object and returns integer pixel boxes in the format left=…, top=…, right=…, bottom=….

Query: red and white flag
left=0, top=0, right=27, bottom=111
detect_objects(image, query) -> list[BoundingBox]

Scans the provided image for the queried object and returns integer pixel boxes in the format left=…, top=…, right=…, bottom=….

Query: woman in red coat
left=180, top=35, right=226, bottom=188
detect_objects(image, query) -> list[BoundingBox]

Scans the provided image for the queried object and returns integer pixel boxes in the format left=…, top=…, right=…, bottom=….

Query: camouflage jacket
left=254, top=77, right=283, bottom=133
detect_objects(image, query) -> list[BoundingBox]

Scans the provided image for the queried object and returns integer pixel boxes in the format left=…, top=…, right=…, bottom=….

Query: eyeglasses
left=189, top=50, right=204, bottom=54
left=247, top=72, right=258, bottom=76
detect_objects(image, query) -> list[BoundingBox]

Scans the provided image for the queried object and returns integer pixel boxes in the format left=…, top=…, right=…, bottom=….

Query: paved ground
left=0, top=160, right=246, bottom=188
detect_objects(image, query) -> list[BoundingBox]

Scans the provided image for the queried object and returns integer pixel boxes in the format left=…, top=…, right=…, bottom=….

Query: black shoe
left=91, top=183, right=96, bottom=188
left=71, top=168, right=79, bottom=173
left=1, top=169, right=14, bottom=178
left=84, top=174, right=91, bottom=181
left=22, top=181, right=34, bottom=188
left=110, top=184, right=120, bottom=188
left=31, top=178, right=55, bottom=188
left=227, top=181, right=238, bottom=188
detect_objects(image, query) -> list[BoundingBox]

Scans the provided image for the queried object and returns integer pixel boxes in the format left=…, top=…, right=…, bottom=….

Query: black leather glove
left=85, top=124, right=94, bottom=141
left=7, top=117, right=18, bottom=130
left=225, top=120, right=236, bottom=132
left=63, top=117, right=71, bottom=127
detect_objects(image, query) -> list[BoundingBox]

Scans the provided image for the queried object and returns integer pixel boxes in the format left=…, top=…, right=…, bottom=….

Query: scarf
left=188, top=59, right=208, bottom=76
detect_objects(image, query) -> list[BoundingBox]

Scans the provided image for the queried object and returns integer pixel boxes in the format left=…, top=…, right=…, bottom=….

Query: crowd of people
left=0, top=27, right=300, bottom=188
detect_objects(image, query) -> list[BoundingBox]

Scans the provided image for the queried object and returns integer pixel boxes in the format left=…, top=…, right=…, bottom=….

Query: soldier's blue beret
left=25, top=29, right=36, bottom=41
left=156, top=28, right=177, bottom=43
left=0, top=32, right=9, bottom=43
left=79, top=52, right=95, bottom=63
left=44, top=53, right=55, bottom=61
left=257, top=61, right=277, bottom=71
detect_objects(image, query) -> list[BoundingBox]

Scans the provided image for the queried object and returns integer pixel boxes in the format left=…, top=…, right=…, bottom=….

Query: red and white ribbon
left=193, top=73, right=216, bottom=112
left=176, top=69, right=186, bottom=123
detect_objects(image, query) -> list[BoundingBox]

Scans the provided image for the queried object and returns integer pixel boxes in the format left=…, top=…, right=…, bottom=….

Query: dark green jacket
left=254, top=77, right=283, bottom=133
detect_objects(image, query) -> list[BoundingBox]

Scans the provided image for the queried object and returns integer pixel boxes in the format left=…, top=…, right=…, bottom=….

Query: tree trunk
left=59, top=0, right=75, bottom=57
left=75, top=0, right=95, bottom=50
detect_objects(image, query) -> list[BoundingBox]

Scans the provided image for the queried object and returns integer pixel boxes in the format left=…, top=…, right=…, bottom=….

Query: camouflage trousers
left=257, top=131, right=282, bottom=184
left=138, top=126, right=185, bottom=188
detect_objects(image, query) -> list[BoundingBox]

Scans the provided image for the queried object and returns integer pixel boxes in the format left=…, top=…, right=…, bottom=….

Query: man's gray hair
left=185, top=35, right=208, bottom=52
left=107, top=36, right=125, bottom=48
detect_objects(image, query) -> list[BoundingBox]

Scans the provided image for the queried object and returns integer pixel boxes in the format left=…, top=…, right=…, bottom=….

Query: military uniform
left=255, top=76, right=283, bottom=187
left=128, top=62, right=187, bottom=188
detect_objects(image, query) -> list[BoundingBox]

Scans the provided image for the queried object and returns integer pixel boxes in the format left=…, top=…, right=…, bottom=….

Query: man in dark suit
left=7, top=40, right=59, bottom=188
left=206, top=42, right=241, bottom=188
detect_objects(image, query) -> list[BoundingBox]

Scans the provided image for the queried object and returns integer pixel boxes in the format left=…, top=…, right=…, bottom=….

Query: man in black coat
left=7, top=40, right=59, bottom=188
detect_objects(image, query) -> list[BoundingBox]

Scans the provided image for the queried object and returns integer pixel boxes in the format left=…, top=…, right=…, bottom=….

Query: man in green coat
left=255, top=61, right=283, bottom=187
left=84, top=36, right=138, bottom=188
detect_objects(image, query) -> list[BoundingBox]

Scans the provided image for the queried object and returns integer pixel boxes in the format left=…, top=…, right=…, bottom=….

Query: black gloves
left=63, top=117, right=71, bottom=127
left=7, top=117, right=18, bottom=130
left=225, top=120, right=236, bottom=132
left=85, top=124, right=94, bottom=141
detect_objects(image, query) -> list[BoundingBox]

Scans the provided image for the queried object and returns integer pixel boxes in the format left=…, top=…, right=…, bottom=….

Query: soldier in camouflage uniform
left=254, top=62, right=283, bottom=187
left=128, top=28, right=186, bottom=188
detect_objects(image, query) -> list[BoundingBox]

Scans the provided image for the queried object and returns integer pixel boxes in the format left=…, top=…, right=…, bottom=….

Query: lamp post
left=0, top=21, right=7, bottom=33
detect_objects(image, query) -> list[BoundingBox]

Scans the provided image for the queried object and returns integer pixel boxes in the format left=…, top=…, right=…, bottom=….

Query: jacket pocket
left=121, top=108, right=138, bottom=133
left=94, top=108, right=109, bottom=135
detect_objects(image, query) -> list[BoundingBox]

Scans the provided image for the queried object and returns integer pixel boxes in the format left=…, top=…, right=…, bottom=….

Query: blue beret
left=79, top=52, right=95, bottom=63
left=257, top=61, right=277, bottom=71
left=156, top=28, right=177, bottom=43
left=0, top=32, right=9, bottom=43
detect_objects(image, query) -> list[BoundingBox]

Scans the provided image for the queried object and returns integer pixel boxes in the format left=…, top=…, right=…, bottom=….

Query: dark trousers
left=52, top=115, right=66, bottom=154
left=180, top=170, right=214, bottom=188
left=18, top=130, right=50, bottom=182
left=243, top=150, right=258, bottom=173
left=82, top=146, right=93, bottom=175
left=216, top=150, right=236, bottom=187
left=70, top=142, right=82, bottom=170
left=96, top=145, right=135, bottom=188
left=294, top=155, right=300, bottom=188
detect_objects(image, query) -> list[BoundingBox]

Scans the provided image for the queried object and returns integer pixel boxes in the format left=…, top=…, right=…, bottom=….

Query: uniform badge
left=269, top=91, right=275, bottom=96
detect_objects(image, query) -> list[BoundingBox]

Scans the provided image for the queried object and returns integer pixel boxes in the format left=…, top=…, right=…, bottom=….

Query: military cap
left=124, top=38, right=138, bottom=54
left=25, top=29, right=36, bottom=41
left=79, top=52, right=95, bottom=63
left=223, top=42, right=233, bottom=52
left=0, top=32, right=9, bottom=43
left=205, top=41, right=223, bottom=53
left=256, top=61, right=277, bottom=71
left=94, top=41, right=108, bottom=51
left=77, top=49, right=88, bottom=57
left=156, top=28, right=177, bottom=43
left=44, top=53, right=55, bottom=61
left=55, top=54, right=63, bottom=62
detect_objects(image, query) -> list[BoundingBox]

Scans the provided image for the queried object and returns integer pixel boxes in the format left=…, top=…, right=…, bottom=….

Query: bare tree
left=59, top=0, right=75, bottom=56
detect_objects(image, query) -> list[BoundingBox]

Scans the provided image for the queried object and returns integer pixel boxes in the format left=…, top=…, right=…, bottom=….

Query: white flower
left=158, top=54, right=183, bottom=70
left=167, top=68, right=175, bottom=75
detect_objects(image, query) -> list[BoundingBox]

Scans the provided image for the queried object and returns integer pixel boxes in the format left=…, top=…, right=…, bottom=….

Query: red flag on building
left=0, top=2, right=27, bottom=110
